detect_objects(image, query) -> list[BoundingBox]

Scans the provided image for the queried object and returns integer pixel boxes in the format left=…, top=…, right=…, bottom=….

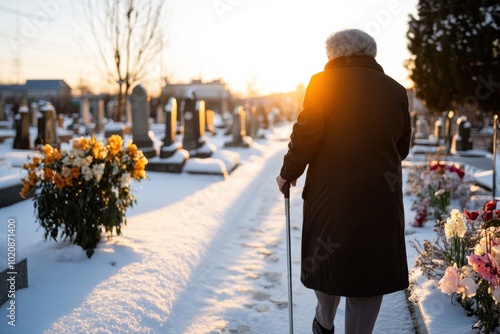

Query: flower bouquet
left=20, top=135, right=148, bottom=258
left=407, top=161, right=470, bottom=227
left=413, top=200, right=500, bottom=333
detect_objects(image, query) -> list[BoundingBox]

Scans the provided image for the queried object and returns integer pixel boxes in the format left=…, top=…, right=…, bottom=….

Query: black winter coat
left=280, top=55, right=411, bottom=297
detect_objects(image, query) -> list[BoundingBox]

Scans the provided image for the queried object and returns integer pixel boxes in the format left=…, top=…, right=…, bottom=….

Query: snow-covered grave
left=0, top=121, right=499, bottom=332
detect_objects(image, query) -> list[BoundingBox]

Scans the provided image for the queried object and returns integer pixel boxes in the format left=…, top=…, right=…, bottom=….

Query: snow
left=0, top=122, right=495, bottom=333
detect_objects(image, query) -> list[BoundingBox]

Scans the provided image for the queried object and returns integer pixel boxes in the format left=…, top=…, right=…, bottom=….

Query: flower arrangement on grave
left=20, top=135, right=148, bottom=258
left=410, top=200, right=500, bottom=333
left=406, top=161, right=470, bottom=227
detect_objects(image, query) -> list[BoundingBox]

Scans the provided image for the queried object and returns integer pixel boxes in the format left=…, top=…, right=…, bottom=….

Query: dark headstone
left=131, top=84, right=156, bottom=158
left=35, top=103, right=59, bottom=148
left=161, top=98, right=182, bottom=158
left=13, top=105, right=30, bottom=150
left=454, top=116, right=473, bottom=151
left=0, top=258, right=28, bottom=307
left=182, top=97, right=200, bottom=152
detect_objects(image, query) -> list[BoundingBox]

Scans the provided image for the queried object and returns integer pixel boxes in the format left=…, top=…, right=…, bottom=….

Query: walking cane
left=283, top=181, right=294, bottom=334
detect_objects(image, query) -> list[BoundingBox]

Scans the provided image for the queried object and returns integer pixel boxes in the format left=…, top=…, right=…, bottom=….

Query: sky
left=0, top=0, right=418, bottom=97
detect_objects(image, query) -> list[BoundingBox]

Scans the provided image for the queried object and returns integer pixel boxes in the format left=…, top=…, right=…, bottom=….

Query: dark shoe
left=312, top=317, right=334, bottom=334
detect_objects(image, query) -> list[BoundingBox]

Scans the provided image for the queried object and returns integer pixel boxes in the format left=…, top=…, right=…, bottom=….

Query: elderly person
left=276, top=29, right=411, bottom=334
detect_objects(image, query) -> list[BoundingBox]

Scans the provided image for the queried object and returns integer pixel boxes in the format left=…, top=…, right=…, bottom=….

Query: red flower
left=485, top=200, right=498, bottom=211
left=464, top=210, right=479, bottom=221
left=484, top=210, right=494, bottom=222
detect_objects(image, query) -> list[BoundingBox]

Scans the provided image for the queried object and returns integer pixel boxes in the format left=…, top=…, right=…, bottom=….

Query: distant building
left=0, top=79, right=72, bottom=100
left=163, top=79, right=233, bottom=113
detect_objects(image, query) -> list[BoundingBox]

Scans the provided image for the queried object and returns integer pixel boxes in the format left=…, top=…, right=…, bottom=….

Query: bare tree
left=82, top=0, right=169, bottom=121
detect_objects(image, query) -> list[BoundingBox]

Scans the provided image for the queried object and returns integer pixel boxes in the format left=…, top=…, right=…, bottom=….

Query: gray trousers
left=315, top=290, right=383, bottom=334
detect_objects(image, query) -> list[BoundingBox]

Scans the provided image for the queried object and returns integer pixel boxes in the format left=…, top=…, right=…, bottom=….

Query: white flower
left=92, top=163, right=105, bottom=182
left=81, top=165, right=93, bottom=181
left=120, top=173, right=131, bottom=187
left=434, top=189, right=446, bottom=197
left=493, top=286, right=500, bottom=303
left=61, top=166, right=70, bottom=178
left=457, top=277, right=477, bottom=298
left=62, top=156, right=72, bottom=165
left=444, top=209, right=467, bottom=239
left=112, top=165, right=120, bottom=176
left=74, top=157, right=89, bottom=167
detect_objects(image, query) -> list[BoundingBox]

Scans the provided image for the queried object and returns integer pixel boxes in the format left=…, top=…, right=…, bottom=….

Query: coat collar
left=324, top=55, right=384, bottom=73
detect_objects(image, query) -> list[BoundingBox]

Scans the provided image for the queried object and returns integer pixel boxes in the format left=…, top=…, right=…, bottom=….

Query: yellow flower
left=43, top=167, right=55, bottom=181
left=27, top=172, right=39, bottom=186
left=127, top=142, right=138, bottom=156
left=70, top=166, right=80, bottom=179
left=42, top=144, right=53, bottom=156
left=108, top=135, right=124, bottom=155
left=79, top=137, right=91, bottom=151
left=19, top=182, right=32, bottom=198
left=27, top=156, right=42, bottom=171
left=54, top=173, right=65, bottom=189
left=92, top=141, right=107, bottom=159
left=53, top=148, right=62, bottom=160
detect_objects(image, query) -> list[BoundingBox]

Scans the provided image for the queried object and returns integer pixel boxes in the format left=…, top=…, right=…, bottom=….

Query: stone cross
left=130, top=84, right=156, bottom=158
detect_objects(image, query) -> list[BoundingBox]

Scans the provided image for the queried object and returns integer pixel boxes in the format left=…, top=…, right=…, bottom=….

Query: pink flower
left=467, top=253, right=500, bottom=285
left=464, top=210, right=479, bottom=221
left=438, top=265, right=460, bottom=294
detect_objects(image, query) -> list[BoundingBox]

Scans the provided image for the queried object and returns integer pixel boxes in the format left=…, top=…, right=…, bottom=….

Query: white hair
left=325, top=29, right=377, bottom=60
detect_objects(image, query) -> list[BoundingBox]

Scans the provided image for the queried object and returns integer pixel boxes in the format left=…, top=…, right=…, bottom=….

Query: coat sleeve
left=280, top=74, right=326, bottom=181
left=396, top=92, right=411, bottom=160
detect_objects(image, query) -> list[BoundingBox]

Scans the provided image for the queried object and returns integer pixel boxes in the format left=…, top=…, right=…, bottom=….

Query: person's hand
left=276, top=175, right=296, bottom=193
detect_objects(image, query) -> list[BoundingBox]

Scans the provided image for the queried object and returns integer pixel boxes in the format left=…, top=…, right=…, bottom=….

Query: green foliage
left=406, top=0, right=500, bottom=113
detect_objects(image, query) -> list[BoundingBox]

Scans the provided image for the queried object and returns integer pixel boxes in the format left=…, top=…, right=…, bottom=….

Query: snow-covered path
left=0, top=129, right=416, bottom=333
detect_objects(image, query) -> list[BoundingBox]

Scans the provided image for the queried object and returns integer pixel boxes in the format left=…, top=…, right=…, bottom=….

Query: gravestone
left=453, top=116, right=473, bottom=151
left=162, top=98, right=178, bottom=150
left=95, top=99, right=105, bottom=133
left=156, top=104, right=164, bottom=124
left=70, top=113, right=80, bottom=133
left=182, top=95, right=200, bottom=152
left=225, top=106, right=252, bottom=147
left=0, top=95, right=5, bottom=121
left=125, top=100, right=132, bottom=124
left=206, top=109, right=216, bottom=136
left=146, top=97, right=189, bottom=173
left=0, top=258, right=28, bottom=307
left=130, top=84, right=156, bottom=158
left=80, top=96, right=90, bottom=125
left=13, top=105, right=31, bottom=149
left=35, top=102, right=59, bottom=148
left=249, top=105, right=259, bottom=138
left=434, top=117, right=444, bottom=143
left=30, top=102, right=38, bottom=128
